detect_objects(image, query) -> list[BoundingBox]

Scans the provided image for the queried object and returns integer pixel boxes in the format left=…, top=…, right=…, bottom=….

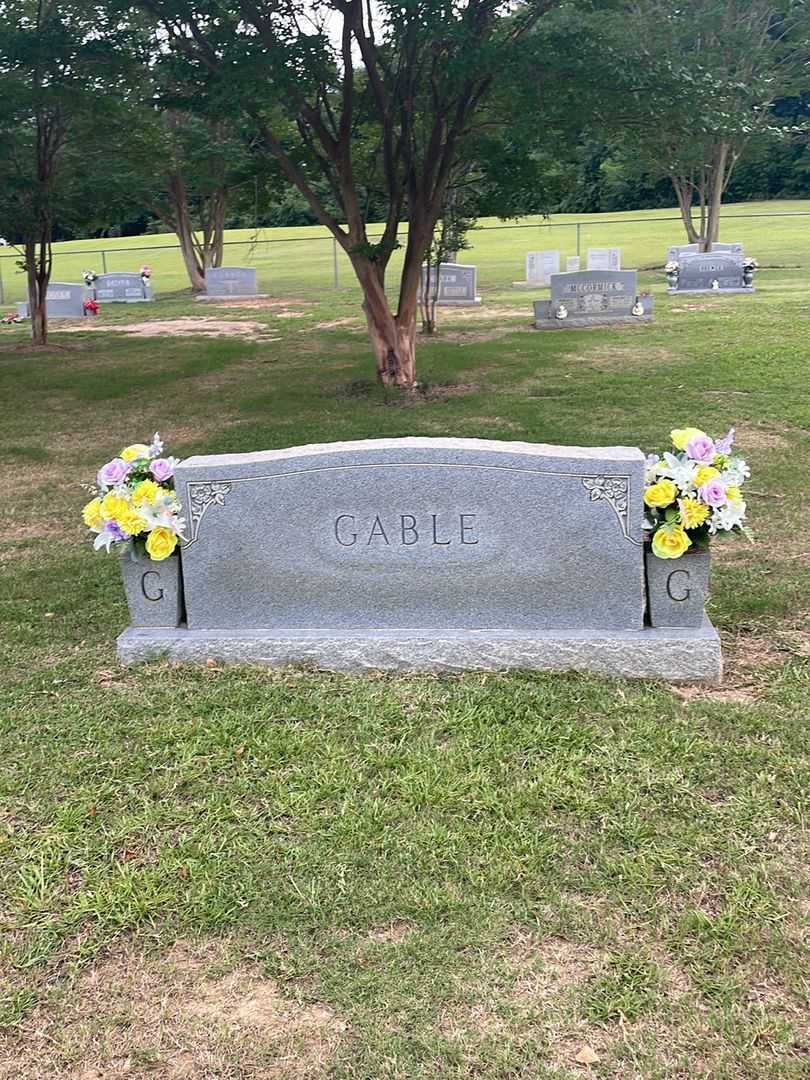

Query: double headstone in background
left=200, top=266, right=259, bottom=298
left=15, top=282, right=86, bottom=319
left=524, top=250, right=560, bottom=286
left=117, top=437, right=721, bottom=682
left=533, top=270, right=652, bottom=327
left=94, top=273, right=153, bottom=303
left=586, top=248, right=621, bottom=271
left=419, top=263, right=481, bottom=306
left=667, top=242, right=743, bottom=262
left=668, top=252, right=752, bottom=294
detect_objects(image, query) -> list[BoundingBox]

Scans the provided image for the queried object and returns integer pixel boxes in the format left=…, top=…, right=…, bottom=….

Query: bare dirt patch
left=313, top=317, right=362, bottom=330
left=206, top=297, right=315, bottom=310
left=0, top=938, right=346, bottom=1080
left=58, top=318, right=272, bottom=339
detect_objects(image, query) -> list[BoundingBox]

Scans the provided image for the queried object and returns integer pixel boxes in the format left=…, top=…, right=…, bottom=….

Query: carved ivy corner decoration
left=185, top=482, right=231, bottom=545
left=581, top=475, right=641, bottom=545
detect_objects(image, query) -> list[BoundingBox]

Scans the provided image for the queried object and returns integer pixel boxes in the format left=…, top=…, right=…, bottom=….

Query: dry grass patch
left=0, top=939, right=346, bottom=1080
left=58, top=318, right=271, bottom=339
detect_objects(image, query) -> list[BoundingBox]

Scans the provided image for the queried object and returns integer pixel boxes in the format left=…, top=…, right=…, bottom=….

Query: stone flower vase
left=743, top=267, right=755, bottom=287
left=645, top=546, right=710, bottom=628
left=120, top=550, right=183, bottom=628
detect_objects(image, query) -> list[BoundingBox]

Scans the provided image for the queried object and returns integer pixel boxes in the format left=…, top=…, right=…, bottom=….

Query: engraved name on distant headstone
left=586, top=247, right=621, bottom=271
left=174, top=438, right=647, bottom=633
left=670, top=252, right=749, bottom=293
left=204, top=266, right=258, bottom=297
left=419, top=263, right=479, bottom=305
left=94, top=273, right=153, bottom=303
left=525, top=250, right=560, bottom=285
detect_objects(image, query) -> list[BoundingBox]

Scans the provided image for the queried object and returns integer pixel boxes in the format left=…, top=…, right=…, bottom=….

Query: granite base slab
left=434, top=297, right=482, bottom=306
left=667, top=288, right=754, bottom=295
left=117, top=621, right=722, bottom=683
left=534, top=315, right=652, bottom=330
left=194, top=293, right=270, bottom=302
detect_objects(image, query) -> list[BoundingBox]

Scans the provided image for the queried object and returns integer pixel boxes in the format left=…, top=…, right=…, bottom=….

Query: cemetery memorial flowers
left=644, top=426, right=750, bottom=559
left=82, top=433, right=185, bottom=561
left=82, top=269, right=98, bottom=286
left=140, top=264, right=152, bottom=287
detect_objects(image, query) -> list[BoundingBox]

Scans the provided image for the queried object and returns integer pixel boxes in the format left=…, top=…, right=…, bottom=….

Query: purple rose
left=149, top=457, right=174, bottom=483
left=698, top=479, right=727, bottom=507
left=685, top=434, right=716, bottom=464
left=97, top=457, right=130, bottom=489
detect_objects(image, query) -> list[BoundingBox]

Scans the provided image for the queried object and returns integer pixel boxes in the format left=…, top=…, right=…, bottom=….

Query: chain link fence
left=2, top=211, right=808, bottom=305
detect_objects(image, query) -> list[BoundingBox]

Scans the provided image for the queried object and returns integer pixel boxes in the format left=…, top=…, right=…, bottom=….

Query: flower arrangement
left=1, top=311, right=23, bottom=325
left=140, top=264, right=152, bottom=287
left=665, top=260, right=679, bottom=287
left=743, top=257, right=759, bottom=271
left=82, top=269, right=98, bottom=286
left=82, top=434, right=185, bottom=561
left=83, top=298, right=99, bottom=316
left=644, top=426, right=750, bottom=559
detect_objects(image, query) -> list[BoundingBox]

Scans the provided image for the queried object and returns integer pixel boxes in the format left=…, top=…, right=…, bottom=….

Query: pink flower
left=97, top=457, right=130, bottom=489
left=685, top=433, right=716, bottom=464
left=698, top=479, right=727, bottom=507
left=149, top=457, right=174, bottom=482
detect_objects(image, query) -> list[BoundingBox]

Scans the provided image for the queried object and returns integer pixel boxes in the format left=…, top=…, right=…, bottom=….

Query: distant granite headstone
left=566, top=256, right=581, bottom=272
left=525, top=250, right=560, bottom=285
left=203, top=267, right=258, bottom=298
left=587, top=248, right=621, bottom=271
left=16, top=282, right=87, bottom=319
left=419, top=263, right=480, bottom=306
left=94, top=273, right=153, bottom=303
left=117, top=437, right=721, bottom=682
left=534, top=270, right=651, bottom=327
left=669, top=252, right=751, bottom=294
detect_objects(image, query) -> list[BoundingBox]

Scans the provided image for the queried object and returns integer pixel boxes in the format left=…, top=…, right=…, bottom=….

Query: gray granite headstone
left=174, top=438, right=647, bottom=633
left=419, top=263, right=480, bottom=305
left=535, top=270, right=650, bottom=326
left=670, top=252, right=750, bottom=294
left=204, top=266, right=258, bottom=297
left=43, top=283, right=86, bottom=318
left=525, top=250, right=560, bottom=285
left=11, top=284, right=88, bottom=318
left=94, top=273, right=153, bottom=303
left=566, top=256, right=581, bottom=272
left=586, top=248, right=621, bottom=271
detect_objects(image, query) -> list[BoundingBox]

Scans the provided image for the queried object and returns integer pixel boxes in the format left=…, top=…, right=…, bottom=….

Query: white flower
left=656, top=452, right=698, bottom=491
left=644, top=454, right=661, bottom=484
left=709, top=501, right=747, bottom=534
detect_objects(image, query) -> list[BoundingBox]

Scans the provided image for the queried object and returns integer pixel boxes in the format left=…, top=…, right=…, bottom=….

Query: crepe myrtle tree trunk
left=353, top=255, right=417, bottom=388
left=24, top=232, right=51, bottom=346
left=671, top=175, right=700, bottom=244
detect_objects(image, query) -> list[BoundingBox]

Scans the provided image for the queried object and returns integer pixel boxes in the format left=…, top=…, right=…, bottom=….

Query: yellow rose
left=145, top=526, right=177, bottom=561
left=120, top=443, right=150, bottom=463
left=725, top=485, right=743, bottom=505
left=117, top=509, right=148, bottom=536
left=652, top=525, right=692, bottom=559
left=132, top=479, right=159, bottom=506
left=644, top=479, right=677, bottom=508
left=671, top=427, right=706, bottom=451
left=678, top=498, right=709, bottom=529
left=100, top=492, right=130, bottom=522
left=82, top=497, right=104, bottom=530
left=693, top=465, right=720, bottom=487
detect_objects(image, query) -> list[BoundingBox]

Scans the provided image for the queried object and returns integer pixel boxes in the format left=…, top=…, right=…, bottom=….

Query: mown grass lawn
left=0, top=216, right=809, bottom=1077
